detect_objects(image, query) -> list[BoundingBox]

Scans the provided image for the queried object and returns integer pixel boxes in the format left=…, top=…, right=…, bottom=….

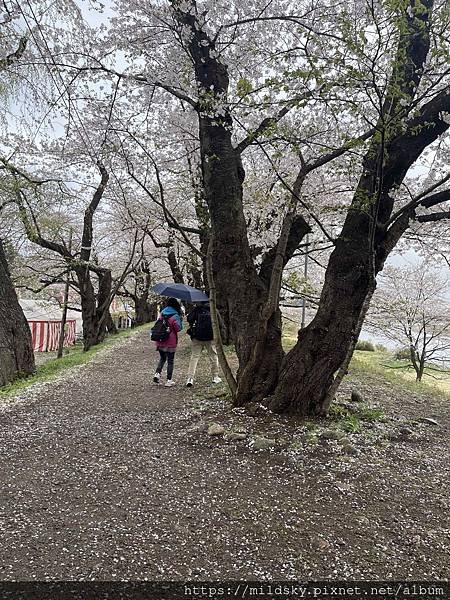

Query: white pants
left=187, top=339, right=219, bottom=379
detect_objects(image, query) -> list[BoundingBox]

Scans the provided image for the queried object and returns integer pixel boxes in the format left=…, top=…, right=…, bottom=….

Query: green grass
left=0, top=325, right=149, bottom=400
left=328, top=403, right=385, bottom=435
left=341, top=414, right=361, bottom=433
left=358, top=406, right=385, bottom=421
left=351, top=350, right=450, bottom=399
left=282, top=319, right=300, bottom=351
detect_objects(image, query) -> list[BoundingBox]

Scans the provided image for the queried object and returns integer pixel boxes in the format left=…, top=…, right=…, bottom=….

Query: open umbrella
left=152, top=282, right=209, bottom=302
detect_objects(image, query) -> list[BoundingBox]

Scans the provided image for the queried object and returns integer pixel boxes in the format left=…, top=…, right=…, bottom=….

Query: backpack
left=150, top=315, right=170, bottom=342
left=193, top=308, right=213, bottom=341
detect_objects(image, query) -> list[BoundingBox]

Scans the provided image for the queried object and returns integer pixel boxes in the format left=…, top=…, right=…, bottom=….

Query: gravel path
left=0, top=331, right=449, bottom=580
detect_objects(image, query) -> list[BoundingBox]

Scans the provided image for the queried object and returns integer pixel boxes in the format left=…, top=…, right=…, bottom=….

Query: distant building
left=110, top=298, right=134, bottom=329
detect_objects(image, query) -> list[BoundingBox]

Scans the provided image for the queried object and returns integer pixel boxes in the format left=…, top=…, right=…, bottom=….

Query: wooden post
left=57, top=229, right=72, bottom=359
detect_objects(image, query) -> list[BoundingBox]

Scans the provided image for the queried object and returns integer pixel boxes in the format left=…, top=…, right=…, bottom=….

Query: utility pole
left=57, top=229, right=73, bottom=359
left=301, top=233, right=309, bottom=329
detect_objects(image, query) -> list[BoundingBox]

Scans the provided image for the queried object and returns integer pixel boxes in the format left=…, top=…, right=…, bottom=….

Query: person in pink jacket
left=153, top=298, right=183, bottom=387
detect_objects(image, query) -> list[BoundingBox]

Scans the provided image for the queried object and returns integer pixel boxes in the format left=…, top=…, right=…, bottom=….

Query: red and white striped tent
left=19, top=299, right=81, bottom=353
left=28, top=320, right=76, bottom=353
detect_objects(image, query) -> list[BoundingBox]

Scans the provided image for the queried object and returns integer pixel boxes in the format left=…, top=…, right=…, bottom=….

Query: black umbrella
left=152, top=282, right=209, bottom=302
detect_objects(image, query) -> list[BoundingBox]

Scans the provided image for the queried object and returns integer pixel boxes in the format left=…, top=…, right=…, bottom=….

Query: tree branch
left=236, top=105, right=291, bottom=154
left=0, top=36, right=27, bottom=71
left=80, top=161, right=109, bottom=263
left=15, top=189, right=71, bottom=258
left=259, top=214, right=311, bottom=285
left=69, top=61, right=198, bottom=107
left=0, top=156, right=60, bottom=185
left=416, top=210, right=450, bottom=223
left=387, top=173, right=450, bottom=226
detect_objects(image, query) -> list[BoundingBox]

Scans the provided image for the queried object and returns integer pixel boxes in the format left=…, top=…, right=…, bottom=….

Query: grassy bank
left=351, top=350, right=450, bottom=399
left=0, top=325, right=149, bottom=400
left=282, top=318, right=450, bottom=399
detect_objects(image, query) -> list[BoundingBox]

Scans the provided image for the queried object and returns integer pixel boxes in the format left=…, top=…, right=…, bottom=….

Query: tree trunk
left=320, top=281, right=377, bottom=413
left=268, top=222, right=375, bottom=415
left=418, top=354, right=426, bottom=382
left=128, top=264, right=157, bottom=326
left=0, top=239, right=35, bottom=386
left=234, top=310, right=284, bottom=405
left=135, top=296, right=157, bottom=325
left=267, top=131, right=428, bottom=415
left=105, top=311, right=118, bottom=334
left=78, top=273, right=99, bottom=351
left=415, top=351, right=426, bottom=382
left=199, top=116, right=280, bottom=398
left=268, top=155, right=384, bottom=416
left=76, top=267, right=112, bottom=351
left=171, top=0, right=309, bottom=402
left=167, top=246, right=184, bottom=284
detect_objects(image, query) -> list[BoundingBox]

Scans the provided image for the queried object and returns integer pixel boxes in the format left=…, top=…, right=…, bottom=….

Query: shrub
left=375, top=343, right=387, bottom=352
left=395, top=347, right=411, bottom=361
left=355, top=340, right=375, bottom=352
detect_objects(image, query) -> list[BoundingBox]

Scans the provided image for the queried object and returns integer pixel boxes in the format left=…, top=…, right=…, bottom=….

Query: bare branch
left=416, top=210, right=450, bottom=223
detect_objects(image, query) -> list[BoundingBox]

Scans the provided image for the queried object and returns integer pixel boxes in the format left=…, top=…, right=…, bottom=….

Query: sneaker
left=186, top=377, right=194, bottom=387
left=153, top=373, right=160, bottom=383
left=212, top=376, right=222, bottom=384
left=165, top=380, right=175, bottom=387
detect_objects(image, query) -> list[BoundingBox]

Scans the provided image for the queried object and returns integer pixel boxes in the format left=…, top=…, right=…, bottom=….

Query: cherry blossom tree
left=0, top=18, right=35, bottom=385
left=86, top=0, right=450, bottom=414
left=367, top=263, right=450, bottom=381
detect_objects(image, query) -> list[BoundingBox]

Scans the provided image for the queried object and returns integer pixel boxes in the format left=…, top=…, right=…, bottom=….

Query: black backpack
left=150, top=315, right=170, bottom=342
left=194, top=308, right=213, bottom=341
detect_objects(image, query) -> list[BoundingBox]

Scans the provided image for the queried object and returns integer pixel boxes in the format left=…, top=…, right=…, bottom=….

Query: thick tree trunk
left=321, top=281, right=377, bottom=412
left=0, top=239, right=35, bottom=386
left=268, top=221, right=375, bottom=416
left=234, top=213, right=311, bottom=405
left=234, top=310, right=284, bottom=405
left=268, top=149, right=386, bottom=416
left=267, top=0, right=438, bottom=416
left=135, top=296, right=157, bottom=325
left=199, top=117, right=279, bottom=397
left=76, top=267, right=112, bottom=351
left=78, top=282, right=100, bottom=351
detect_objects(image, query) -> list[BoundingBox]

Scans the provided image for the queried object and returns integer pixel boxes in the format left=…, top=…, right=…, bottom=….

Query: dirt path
left=0, top=331, right=449, bottom=580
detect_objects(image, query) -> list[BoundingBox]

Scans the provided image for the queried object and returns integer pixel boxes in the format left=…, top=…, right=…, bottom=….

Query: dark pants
left=156, top=350, right=175, bottom=379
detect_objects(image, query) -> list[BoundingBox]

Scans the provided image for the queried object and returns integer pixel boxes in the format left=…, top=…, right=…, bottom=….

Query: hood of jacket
left=162, top=306, right=183, bottom=329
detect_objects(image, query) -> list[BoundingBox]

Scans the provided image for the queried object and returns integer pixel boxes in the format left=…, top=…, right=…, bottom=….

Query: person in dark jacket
left=185, top=301, right=221, bottom=387
left=153, top=298, right=183, bottom=387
